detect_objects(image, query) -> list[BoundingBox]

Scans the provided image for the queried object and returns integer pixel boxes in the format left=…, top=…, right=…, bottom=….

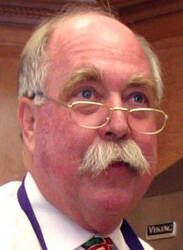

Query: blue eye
left=82, top=89, right=92, bottom=99
left=69, top=85, right=102, bottom=103
left=133, top=94, right=145, bottom=103
left=125, top=91, right=149, bottom=108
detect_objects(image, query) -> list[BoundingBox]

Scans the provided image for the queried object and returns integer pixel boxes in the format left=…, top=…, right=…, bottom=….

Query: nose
left=98, top=105, right=131, bottom=141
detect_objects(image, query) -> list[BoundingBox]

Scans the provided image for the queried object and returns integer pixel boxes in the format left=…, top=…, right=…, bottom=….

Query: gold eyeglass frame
left=33, top=91, right=168, bottom=135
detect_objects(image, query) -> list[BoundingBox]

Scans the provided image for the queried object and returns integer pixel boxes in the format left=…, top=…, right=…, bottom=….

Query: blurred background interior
left=0, top=0, right=183, bottom=249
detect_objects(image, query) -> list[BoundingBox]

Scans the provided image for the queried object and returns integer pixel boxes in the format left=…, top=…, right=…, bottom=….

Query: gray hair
left=17, top=3, right=163, bottom=105
left=80, top=139, right=150, bottom=177
left=137, top=35, right=163, bottom=101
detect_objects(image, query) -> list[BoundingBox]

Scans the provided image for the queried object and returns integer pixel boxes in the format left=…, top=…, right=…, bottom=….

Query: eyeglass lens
left=70, top=103, right=165, bottom=133
left=71, top=103, right=109, bottom=128
left=128, top=109, right=165, bottom=134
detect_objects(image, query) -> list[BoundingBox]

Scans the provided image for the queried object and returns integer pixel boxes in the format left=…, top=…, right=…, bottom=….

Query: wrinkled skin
left=19, top=13, right=157, bottom=234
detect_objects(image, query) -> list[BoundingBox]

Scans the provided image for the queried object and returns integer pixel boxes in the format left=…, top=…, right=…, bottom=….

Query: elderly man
left=0, top=3, right=168, bottom=250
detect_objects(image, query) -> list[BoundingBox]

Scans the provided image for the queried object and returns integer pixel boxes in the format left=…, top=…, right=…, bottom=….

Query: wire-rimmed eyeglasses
left=32, top=91, right=168, bottom=135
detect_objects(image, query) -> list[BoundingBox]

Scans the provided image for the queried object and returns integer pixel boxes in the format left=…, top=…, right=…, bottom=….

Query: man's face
left=32, top=14, right=157, bottom=233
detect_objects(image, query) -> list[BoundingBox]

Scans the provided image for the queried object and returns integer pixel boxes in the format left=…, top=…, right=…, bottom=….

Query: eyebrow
left=59, top=67, right=102, bottom=101
left=127, top=74, right=159, bottom=105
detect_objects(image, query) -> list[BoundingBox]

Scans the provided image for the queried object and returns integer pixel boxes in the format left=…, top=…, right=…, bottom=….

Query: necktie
left=18, top=177, right=144, bottom=250
left=82, top=236, right=114, bottom=250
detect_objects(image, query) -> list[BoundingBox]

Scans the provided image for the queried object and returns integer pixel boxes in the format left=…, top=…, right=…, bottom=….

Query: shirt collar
left=25, top=173, right=129, bottom=250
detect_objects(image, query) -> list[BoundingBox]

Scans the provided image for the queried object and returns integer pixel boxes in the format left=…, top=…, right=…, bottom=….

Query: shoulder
left=139, top=238, right=155, bottom=250
left=0, top=181, right=21, bottom=207
left=0, top=181, right=21, bottom=248
left=0, top=180, right=22, bottom=227
left=0, top=181, right=41, bottom=250
left=0, top=180, right=21, bottom=194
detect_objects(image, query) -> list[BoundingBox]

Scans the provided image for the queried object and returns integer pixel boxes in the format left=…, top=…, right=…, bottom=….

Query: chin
left=86, top=190, right=135, bottom=220
left=83, top=206, right=124, bottom=234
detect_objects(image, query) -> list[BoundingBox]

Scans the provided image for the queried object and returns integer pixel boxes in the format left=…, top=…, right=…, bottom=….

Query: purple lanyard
left=17, top=177, right=144, bottom=250
left=121, top=220, right=144, bottom=250
left=17, top=177, right=48, bottom=250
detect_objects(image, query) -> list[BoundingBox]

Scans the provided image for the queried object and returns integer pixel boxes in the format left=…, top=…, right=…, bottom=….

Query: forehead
left=46, top=13, right=151, bottom=94
left=49, top=13, right=146, bottom=57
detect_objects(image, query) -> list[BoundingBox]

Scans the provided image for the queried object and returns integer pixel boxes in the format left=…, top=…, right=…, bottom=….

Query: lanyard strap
left=17, top=177, right=143, bottom=250
left=17, top=177, right=48, bottom=250
left=121, top=219, right=144, bottom=250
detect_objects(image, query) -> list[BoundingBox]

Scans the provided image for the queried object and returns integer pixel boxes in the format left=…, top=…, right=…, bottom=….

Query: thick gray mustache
left=79, top=139, right=150, bottom=176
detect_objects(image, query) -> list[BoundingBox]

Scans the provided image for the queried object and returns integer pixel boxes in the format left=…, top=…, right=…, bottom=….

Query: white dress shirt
left=0, top=173, right=154, bottom=250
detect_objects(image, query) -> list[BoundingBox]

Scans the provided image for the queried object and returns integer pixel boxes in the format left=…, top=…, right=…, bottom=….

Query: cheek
left=132, top=173, right=154, bottom=207
left=34, top=105, right=97, bottom=176
left=133, top=133, right=157, bottom=174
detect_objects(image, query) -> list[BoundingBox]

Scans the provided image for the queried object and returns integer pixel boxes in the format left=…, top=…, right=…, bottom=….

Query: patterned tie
left=82, top=236, right=114, bottom=250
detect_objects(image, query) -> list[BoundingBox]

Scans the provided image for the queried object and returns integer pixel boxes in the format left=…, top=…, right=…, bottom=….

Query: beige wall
left=154, top=36, right=183, bottom=173
left=0, top=44, right=25, bottom=184
left=0, top=24, right=32, bottom=184
left=127, top=192, right=183, bottom=250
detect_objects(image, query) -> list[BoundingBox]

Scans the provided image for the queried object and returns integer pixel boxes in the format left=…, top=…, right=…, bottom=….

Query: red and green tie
left=82, top=236, right=114, bottom=250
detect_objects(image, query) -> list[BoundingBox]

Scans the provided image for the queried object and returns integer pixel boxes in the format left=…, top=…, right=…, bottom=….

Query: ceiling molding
left=0, top=0, right=151, bottom=26
left=0, top=0, right=183, bottom=26
left=103, top=0, right=148, bottom=9
left=118, top=0, right=183, bottom=25
left=0, top=2, right=61, bottom=26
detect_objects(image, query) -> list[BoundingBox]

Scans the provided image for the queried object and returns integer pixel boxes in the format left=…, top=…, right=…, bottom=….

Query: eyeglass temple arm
left=32, top=91, right=69, bottom=108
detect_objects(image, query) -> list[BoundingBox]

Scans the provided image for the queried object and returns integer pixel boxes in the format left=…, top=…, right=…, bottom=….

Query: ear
left=17, top=97, right=37, bottom=153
